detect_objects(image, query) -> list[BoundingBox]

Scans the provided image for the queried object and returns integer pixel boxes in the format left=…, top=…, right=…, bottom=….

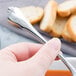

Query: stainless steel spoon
left=8, top=7, right=76, bottom=76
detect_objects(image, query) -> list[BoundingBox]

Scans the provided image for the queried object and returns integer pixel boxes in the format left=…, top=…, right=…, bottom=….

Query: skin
left=0, top=38, right=61, bottom=76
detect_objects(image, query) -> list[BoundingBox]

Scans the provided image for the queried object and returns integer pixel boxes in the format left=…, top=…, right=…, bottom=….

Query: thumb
left=31, top=38, right=61, bottom=71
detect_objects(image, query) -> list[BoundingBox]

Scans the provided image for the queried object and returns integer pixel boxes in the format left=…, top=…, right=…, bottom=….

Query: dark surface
left=0, top=0, right=76, bottom=56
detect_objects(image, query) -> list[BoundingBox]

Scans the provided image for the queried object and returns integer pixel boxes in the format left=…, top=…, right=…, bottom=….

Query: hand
left=0, top=38, right=61, bottom=76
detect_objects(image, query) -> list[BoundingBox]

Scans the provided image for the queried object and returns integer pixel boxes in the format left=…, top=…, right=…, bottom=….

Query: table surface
left=0, top=25, right=35, bottom=49
left=0, top=0, right=75, bottom=57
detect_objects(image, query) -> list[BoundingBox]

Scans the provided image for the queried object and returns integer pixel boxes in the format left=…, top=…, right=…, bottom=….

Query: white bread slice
left=67, top=14, right=76, bottom=42
left=62, top=16, right=76, bottom=42
left=50, top=16, right=68, bottom=37
left=40, top=0, right=58, bottom=32
left=62, top=23, right=73, bottom=42
left=57, top=0, right=76, bottom=17
left=20, top=6, right=44, bottom=24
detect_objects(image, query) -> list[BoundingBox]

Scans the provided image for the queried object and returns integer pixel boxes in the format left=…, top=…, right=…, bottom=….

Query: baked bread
left=67, top=14, right=76, bottom=42
left=61, top=22, right=73, bottom=42
left=40, top=0, right=58, bottom=32
left=57, top=0, right=76, bottom=17
left=20, top=6, right=44, bottom=24
left=61, top=15, right=76, bottom=42
left=50, top=16, right=68, bottom=37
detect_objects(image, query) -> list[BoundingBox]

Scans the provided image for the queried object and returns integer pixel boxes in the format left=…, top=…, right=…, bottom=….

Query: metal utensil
left=8, top=7, right=76, bottom=76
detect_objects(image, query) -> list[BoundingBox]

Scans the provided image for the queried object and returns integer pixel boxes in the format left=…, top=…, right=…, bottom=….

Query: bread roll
left=57, top=0, right=76, bottom=17
left=40, top=0, right=58, bottom=32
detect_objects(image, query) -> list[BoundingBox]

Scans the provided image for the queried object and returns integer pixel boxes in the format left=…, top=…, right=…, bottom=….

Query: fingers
left=28, top=38, right=61, bottom=72
left=1, top=43, right=42, bottom=61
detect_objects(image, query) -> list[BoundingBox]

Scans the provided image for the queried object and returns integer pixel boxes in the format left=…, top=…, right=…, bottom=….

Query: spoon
left=8, top=7, right=76, bottom=76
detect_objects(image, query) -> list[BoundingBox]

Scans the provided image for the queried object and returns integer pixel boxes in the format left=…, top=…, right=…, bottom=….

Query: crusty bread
left=67, top=14, right=76, bottom=42
left=57, top=0, right=76, bottom=17
left=61, top=22, right=73, bottom=42
left=50, top=16, right=68, bottom=37
left=40, top=0, right=58, bottom=32
left=20, top=6, right=44, bottom=24
left=61, top=15, right=76, bottom=42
